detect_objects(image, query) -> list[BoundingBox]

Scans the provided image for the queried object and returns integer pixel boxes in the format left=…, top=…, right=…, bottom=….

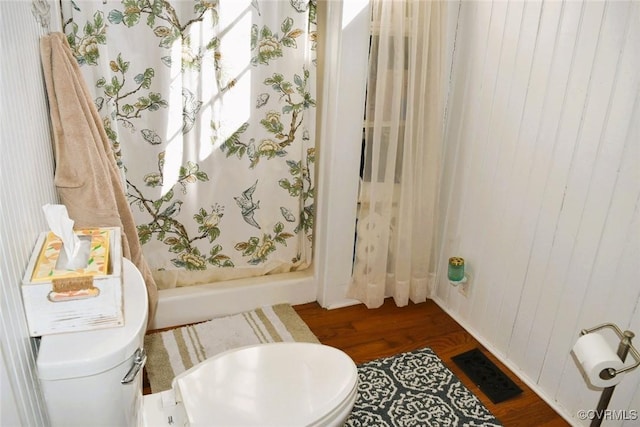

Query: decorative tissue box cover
left=30, top=228, right=110, bottom=283
left=21, top=227, right=123, bottom=336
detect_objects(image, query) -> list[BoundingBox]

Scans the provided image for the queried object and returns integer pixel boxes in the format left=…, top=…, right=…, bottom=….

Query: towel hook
left=31, top=0, right=51, bottom=34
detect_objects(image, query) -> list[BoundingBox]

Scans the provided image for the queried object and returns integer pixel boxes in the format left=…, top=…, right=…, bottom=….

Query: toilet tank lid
left=173, top=342, right=358, bottom=426
left=37, top=259, right=148, bottom=380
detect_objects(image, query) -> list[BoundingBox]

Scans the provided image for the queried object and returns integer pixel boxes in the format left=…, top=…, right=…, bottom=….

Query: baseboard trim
left=430, top=296, right=577, bottom=426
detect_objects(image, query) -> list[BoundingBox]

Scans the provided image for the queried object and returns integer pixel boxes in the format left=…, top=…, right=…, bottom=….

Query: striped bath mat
left=144, top=304, right=319, bottom=393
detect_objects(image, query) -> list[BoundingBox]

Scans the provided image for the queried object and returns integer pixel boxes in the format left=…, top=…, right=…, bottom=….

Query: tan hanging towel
left=39, top=32, right=158, bottom=327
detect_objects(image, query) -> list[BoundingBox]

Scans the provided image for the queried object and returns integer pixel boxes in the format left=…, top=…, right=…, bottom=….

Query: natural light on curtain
left=348, top=0, right=445, bottom=308
left=60, top=0, right=317, bottom=289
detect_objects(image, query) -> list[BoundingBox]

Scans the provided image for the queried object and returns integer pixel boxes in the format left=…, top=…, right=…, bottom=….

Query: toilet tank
left=36, top=259, right=148, bottom=427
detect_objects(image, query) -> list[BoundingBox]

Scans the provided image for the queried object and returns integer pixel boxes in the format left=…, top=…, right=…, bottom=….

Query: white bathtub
left=148, top=269, right=318, bottom=330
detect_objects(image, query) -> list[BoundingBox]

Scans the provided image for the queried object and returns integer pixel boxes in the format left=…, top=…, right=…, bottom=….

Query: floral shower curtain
left=61, top=0, right=316, bottom=289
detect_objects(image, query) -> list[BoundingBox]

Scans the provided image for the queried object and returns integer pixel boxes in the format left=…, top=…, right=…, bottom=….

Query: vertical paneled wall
left=436, top=1, right=639, bottom=424
left=0, top=1, right=58, bottom=425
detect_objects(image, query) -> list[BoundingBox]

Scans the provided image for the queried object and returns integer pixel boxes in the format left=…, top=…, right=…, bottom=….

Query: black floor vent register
left=452, top=348, right=523, bottom=404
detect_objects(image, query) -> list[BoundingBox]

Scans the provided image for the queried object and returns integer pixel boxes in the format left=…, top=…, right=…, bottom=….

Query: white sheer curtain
left=348, top=0, right=446, bottom=308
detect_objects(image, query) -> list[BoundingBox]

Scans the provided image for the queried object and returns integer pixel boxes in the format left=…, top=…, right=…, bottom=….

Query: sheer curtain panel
left=348, top=0, right=446, bottom=308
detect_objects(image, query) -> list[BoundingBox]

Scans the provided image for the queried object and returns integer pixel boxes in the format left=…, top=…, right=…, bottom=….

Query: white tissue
left=42, top=204, right=90, bottom=269
left=572, top=333, right=625, bottom=388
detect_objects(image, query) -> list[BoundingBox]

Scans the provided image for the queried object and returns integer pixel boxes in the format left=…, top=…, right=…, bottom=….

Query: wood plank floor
left=294, top=298, right=571, bottom=427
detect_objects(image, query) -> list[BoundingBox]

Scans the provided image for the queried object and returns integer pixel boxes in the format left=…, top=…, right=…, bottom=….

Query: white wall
left=1, top=2, right=58, bottom=425
left=435, top=1, right=640, bottom=425
left=314, top=0, right=370, bottom=309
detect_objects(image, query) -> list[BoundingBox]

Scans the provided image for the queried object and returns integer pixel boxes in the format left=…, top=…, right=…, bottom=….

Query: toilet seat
left=143, top=342, right=358, bottom=427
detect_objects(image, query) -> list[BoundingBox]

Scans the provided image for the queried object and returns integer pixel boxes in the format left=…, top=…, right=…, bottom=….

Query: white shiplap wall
left=1, top=1, right=58, bottom=426
left=436, top=1, right=640, bottom=425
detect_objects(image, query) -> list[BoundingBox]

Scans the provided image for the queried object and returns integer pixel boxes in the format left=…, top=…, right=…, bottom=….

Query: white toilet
left=37, top=259, right=359, bottom=426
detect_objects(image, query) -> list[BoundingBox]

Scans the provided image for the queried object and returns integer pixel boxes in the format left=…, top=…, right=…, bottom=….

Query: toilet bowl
left=37, top=259, right=358, bottom=427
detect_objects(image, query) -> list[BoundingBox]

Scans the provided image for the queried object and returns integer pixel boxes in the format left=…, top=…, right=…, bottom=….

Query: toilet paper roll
left=572, top=333, right=625, bottom=388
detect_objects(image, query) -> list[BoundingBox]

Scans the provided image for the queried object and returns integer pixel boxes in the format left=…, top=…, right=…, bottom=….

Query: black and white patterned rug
left=345, top=347, right=503, bottom=426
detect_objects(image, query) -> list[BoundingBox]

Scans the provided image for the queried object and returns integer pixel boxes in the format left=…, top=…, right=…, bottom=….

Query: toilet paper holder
left=578, top=323, right=640, bottom=427
left=579, top=323, right=640, bottom=379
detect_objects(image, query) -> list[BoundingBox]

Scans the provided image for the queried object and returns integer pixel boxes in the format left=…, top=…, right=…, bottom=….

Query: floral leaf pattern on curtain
left=62, top=0, right=316, bottom=289
left=251, top=17, right=303, bottom=66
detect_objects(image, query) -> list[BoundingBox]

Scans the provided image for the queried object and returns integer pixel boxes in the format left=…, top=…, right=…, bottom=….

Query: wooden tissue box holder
left=21, top=227, right=123, bottom=336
